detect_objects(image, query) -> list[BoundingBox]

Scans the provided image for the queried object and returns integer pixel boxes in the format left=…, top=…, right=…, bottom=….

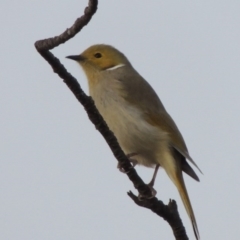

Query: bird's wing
left=144, top=111, right=202, bottom=174
left=116, top=68, right=202, bottom=174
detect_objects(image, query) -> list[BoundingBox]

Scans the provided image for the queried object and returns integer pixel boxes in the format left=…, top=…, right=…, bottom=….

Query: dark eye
left=94, top=53, right=102, bottom=58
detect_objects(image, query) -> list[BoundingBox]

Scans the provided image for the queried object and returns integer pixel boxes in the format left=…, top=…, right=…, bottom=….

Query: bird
left=66, top=44, right=202, bottom=239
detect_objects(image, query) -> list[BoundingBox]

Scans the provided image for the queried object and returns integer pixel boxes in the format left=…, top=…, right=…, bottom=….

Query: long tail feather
left=174, top=173, right=200, bottom=240
left=158, top=150, right=200, bottom=239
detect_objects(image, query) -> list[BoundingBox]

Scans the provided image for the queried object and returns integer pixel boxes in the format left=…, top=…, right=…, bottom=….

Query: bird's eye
left=94, top=53, right=102, bottom=58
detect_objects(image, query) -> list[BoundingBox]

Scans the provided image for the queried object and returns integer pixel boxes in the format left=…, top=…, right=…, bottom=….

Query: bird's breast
left=89, top=78, right=169, bottom=167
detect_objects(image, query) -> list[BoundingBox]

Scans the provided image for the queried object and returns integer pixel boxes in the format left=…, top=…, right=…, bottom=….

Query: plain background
left=1, top=0, right=240, bottom=239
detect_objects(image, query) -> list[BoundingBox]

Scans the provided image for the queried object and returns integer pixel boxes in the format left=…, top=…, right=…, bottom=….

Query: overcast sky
left=1, top=1, right=240, bottom=239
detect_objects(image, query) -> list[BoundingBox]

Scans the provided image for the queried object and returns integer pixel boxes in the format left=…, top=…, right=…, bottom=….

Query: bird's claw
left=138, top=184, right=157, bottom=200
left=117, top=153, right=138, bottom=173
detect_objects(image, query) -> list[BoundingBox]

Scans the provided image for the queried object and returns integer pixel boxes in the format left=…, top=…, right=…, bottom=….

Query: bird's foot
left=117, top=153, right=138, bottom=173
left=138, top=183, right=157, bottom=200
left=138, top=164, right=159, bottom=199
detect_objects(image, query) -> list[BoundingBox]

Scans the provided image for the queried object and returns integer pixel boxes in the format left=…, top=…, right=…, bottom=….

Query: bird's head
left=66, top=44, right=130, bottom=74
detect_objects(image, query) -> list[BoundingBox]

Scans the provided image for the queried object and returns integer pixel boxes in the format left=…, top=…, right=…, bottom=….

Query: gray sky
left=1, top=0, right=240, bottom=239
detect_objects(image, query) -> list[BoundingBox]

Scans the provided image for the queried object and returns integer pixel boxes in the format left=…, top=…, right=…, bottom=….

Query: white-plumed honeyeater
left=67, top=44, right=202, bottom=240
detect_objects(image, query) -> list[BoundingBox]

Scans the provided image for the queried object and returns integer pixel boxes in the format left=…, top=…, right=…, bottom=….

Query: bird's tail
left=173, top=172, right=200, bottom=240
left=158, top=150, right=200, bottom=239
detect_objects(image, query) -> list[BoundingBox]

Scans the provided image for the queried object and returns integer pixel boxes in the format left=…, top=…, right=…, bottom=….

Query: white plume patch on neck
left=106, top=64, right=125, bottom=71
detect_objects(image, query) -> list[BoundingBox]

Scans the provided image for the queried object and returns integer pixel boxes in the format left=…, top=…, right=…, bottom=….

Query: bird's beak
left=66, top=55, right=85, bottom=61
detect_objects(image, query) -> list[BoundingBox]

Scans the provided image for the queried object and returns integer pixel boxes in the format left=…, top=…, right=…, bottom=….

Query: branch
left=128, top=192, right=189, bottom=240
left=34, top=1, right=189, bottom=239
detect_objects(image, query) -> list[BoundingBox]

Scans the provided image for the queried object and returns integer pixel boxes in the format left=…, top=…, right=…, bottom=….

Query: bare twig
left=128, top=192, right=188, bottom=240
left=34, top=1, right=189, bottom=239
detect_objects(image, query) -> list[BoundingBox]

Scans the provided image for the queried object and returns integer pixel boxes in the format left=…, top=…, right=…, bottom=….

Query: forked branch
left=34, top=1, right=189, bottom=239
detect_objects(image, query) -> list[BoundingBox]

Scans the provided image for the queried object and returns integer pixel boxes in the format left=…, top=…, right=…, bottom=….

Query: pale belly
left=92, top=92, right=169, bottom=167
